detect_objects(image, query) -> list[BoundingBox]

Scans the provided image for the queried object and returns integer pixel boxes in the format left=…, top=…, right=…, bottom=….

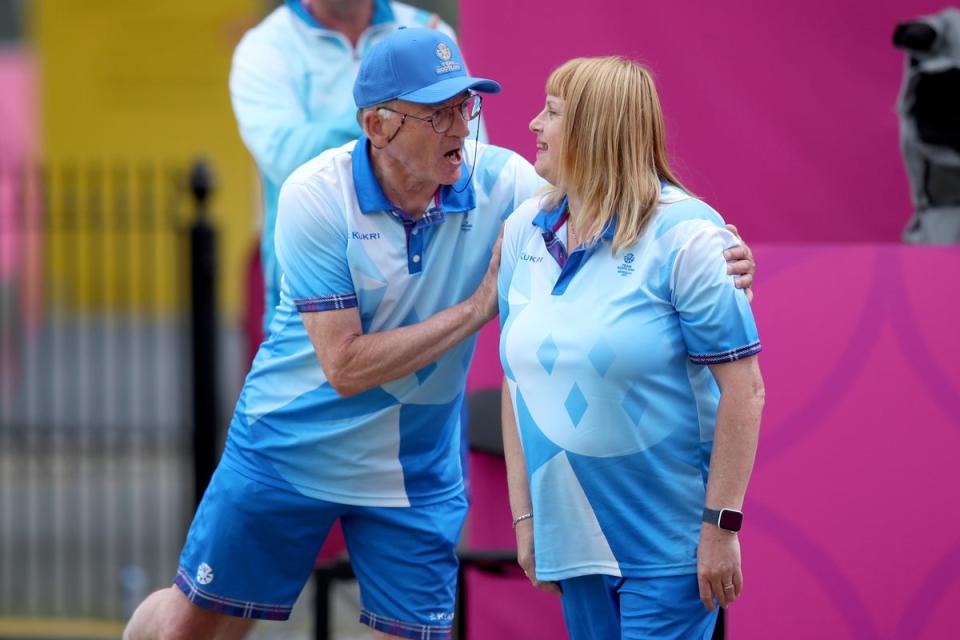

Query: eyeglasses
left=382, top=94, right=483, bottom=135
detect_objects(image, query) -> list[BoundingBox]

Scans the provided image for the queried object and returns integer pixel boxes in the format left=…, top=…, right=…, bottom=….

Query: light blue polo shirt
left=221, top=138, right=543, bottom=507
left=498, top=185, right=761, bottom=580
left=230, top=1, right=484, bottom=330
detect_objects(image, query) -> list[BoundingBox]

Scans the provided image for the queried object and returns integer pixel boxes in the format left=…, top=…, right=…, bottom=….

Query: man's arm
left=724, top=223, right=755, bottom=299
left=303, top=234, right=502, bottom=397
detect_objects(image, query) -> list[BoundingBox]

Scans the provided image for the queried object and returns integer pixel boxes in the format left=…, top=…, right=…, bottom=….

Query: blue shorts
left=174, top=462, right=467, bottom=639
left=559, top=573, right=718, bottom=640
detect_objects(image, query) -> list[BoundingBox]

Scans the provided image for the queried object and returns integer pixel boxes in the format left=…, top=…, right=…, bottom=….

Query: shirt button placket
left=408, top=223, right=424, bottom=274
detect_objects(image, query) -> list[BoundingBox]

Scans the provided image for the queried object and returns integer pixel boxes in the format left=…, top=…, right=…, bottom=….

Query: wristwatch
left=702, top=507, right=743, bottom=532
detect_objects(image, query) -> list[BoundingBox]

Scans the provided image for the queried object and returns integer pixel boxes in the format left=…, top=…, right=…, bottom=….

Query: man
left=230, top=0, right=482, bottom=332
left=125, top=29, right=755, bottom=640
left=126, top=28, right=536, bottom=640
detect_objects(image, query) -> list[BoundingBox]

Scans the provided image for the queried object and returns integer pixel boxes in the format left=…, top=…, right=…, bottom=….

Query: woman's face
left=529, top=95, right=564, bottom=185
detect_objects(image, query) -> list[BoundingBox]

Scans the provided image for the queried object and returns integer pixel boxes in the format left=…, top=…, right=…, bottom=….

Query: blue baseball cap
left=353, top=27, right=501, bottom=108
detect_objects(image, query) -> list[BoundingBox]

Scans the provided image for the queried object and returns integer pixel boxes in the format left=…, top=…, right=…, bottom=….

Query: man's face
left=310, top=0, right=369, bottom=19
left=382, top=92, right=473, bottom=187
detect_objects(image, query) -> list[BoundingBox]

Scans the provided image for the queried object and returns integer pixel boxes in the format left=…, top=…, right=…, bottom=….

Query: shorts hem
left=174, top=568, right=291, bottom=621
left=359, top=608, right=452, bottom=640
left=540, top=563, right=697, bottom=582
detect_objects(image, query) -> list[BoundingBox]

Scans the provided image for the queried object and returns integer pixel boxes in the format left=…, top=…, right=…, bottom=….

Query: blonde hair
left=544, top=56, right=687, bottom=253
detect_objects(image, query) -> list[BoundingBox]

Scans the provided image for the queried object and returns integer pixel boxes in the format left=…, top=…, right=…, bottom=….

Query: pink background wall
left=0, top=46, right=41, bottom=335
left=0, top=48, right=35, bottom=162
left=459, top=0, right=951, bottom=243
left=0, top=47, right=37, bottom=279
left=466, top=244, right=960, bottom=638
left=459, top=7, right=960, bottom=634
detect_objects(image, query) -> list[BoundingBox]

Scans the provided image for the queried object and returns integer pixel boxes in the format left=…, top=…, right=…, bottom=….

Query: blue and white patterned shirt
left=221, top=138, right=543, bottom=506
left=499, top=185, right=761, bottom=580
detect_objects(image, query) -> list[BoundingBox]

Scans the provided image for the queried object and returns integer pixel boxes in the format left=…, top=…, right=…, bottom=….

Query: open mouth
left=444, top=148, right=463, bottom=165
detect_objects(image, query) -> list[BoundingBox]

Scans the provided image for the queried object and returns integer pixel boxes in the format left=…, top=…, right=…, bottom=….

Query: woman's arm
left=698, top=355, right=765, bottom=611
left=501, top=378, right=561, bottom=595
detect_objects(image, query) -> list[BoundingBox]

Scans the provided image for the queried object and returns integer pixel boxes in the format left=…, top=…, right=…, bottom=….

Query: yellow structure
left=34, top=0, right=263, bottom=317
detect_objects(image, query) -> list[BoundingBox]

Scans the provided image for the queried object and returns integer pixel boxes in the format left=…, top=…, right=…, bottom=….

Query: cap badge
left=434, top=41, right=462, bottom=75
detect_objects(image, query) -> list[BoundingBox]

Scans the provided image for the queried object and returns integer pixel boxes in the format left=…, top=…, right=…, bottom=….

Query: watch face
left=719, top=509, right=743, bottom=532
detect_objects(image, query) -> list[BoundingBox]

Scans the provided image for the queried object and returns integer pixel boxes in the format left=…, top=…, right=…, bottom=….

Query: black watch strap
left=702, top=507, right=744, bottom=532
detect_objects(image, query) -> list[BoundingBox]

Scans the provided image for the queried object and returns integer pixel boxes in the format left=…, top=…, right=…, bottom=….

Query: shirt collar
left=287, top=0, right=395, bottom=30
left=370, top=0, right=395, bottom=25
left=532, top=196, right=568, bottom=233
left=532, top=196, right=618, bottom=243
left=600, top=215, right=617, bottom=242
left=352, top=137, right=476, bottom=215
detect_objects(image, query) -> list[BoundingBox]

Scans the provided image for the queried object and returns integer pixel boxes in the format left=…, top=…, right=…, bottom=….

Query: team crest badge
left=196, top=562, right=214, bottom=585
left=436, top=42, right=453, bottom=61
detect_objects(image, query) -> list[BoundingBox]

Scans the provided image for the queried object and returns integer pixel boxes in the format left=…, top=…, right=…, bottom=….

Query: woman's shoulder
left=650, top=187, right=727, bottom=243
left=504, top=192, right=552, bottom=235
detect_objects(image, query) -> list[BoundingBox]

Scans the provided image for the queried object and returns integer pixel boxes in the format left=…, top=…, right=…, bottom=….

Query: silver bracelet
left=512, top=512, right=533, bottom=528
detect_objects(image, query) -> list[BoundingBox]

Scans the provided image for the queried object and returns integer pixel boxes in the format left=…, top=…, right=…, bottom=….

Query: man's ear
left=362, top=108, right=390, bottom=148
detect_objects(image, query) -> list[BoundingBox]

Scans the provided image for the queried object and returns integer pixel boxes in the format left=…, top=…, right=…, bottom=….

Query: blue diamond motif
left=537, top=335, right=559, bottom=375
left=565, top=383, right=588, bottom=427
left=588, top=339, right=616, bottom=377
left=415, top=362, right=437, bottom=384
left=622, top=386, right=647, bottom=426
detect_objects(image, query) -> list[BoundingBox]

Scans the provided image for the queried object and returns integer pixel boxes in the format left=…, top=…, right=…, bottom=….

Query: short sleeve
left=274, top=180, right=357, bottom=312
left=671, top=225, right=761, bottom=364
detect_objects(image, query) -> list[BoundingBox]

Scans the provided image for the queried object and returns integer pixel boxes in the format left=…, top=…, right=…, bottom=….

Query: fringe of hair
left=543, top=57, right=688, bottom=253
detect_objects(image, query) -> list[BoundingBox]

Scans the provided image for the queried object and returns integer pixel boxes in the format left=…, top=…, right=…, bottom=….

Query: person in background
left=230, top=0, right=482, bottom=334
left=499, top=56, right=765, bottom=639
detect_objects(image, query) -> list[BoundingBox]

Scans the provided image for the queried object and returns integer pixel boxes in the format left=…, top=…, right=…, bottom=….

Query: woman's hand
left=515, top=520, right=562, bottom=595
left=696, top=524, right=743, bottom=611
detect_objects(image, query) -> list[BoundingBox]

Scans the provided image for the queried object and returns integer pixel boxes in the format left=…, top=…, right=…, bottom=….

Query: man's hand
left=515, top=520, right=561, bottom=596
left=724, top=224, right=755, bottom=302
left=697, top=524, right=743, bottom=611
left=468, top=229, right=503, bottom=321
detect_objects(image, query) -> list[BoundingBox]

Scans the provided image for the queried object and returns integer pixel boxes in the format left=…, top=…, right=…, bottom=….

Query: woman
left=498, top=56, right=765, bottom=639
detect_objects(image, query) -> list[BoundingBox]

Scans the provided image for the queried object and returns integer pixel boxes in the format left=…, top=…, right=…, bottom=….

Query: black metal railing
left=0, top=159, right=227, bottom=624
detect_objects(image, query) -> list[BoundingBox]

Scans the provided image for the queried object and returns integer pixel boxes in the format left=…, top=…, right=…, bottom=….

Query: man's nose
left=450, top=108, right=471, bottom=137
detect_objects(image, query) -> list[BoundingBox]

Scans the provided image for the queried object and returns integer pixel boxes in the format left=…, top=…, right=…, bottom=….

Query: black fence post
left=189, top=160, right=218, bottom=509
